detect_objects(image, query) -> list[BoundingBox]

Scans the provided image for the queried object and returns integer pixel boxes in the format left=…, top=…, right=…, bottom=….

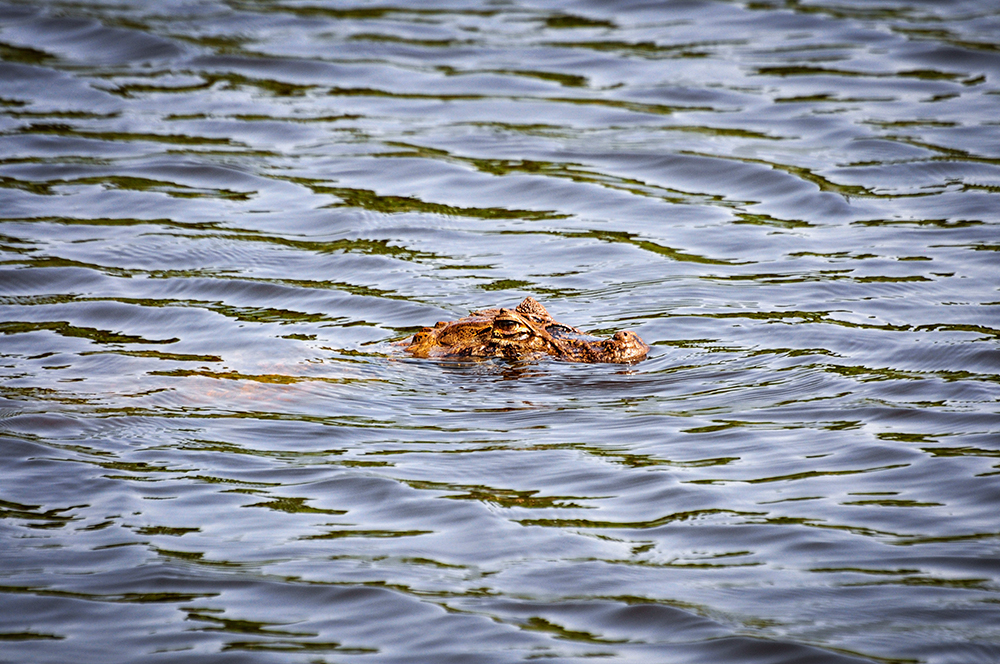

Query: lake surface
left=1, top=1, right=999, bottom=662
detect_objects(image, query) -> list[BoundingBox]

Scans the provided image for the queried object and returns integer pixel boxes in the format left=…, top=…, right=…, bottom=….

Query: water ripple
left=2, top=1, right=999, bottom=663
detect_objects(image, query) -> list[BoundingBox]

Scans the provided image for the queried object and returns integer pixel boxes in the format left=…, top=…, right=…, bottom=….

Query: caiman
left=404, top=297, right=648, bottom=363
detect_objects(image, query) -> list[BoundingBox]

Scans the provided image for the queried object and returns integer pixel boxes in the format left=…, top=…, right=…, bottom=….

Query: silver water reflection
left=1, top=0, right=999, bottom=662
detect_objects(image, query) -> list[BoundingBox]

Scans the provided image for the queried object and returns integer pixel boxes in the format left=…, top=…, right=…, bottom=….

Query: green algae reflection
left=315, top=184, right=568, bottom=220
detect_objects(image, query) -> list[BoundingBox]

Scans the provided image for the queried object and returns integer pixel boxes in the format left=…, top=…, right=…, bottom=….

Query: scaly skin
left=404, top=297, right=649, bottom=363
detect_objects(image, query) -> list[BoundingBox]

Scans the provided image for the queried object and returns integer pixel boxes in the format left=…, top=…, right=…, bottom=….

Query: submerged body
left=404, top=297, right=649, bottom=363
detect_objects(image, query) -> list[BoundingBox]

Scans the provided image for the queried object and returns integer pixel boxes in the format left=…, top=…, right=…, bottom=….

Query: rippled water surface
left=2, top=0, right=999, bottom=662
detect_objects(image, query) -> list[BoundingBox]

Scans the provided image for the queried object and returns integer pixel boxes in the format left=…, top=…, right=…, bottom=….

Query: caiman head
left=404, top=297, right=649, bottom=364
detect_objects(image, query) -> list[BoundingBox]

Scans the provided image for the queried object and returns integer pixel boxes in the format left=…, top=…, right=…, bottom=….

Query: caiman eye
left=495, top=319, right=519, bottom=331
left=547, top=324, right=573, bottom=337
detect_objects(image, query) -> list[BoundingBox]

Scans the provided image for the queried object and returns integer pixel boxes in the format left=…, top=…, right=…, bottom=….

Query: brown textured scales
left=404, top=296, right=649, bottom=363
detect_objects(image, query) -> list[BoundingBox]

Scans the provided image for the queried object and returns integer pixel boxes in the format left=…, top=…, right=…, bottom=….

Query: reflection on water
left=1, top=0, right=999, bottom=662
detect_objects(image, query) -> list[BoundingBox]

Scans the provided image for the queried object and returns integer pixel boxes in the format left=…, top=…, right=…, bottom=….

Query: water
left=1, top=0, right=999, bottom=662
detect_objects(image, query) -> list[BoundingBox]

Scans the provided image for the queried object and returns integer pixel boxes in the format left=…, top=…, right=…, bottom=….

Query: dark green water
left=1, top=1, right=999, bottom=662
